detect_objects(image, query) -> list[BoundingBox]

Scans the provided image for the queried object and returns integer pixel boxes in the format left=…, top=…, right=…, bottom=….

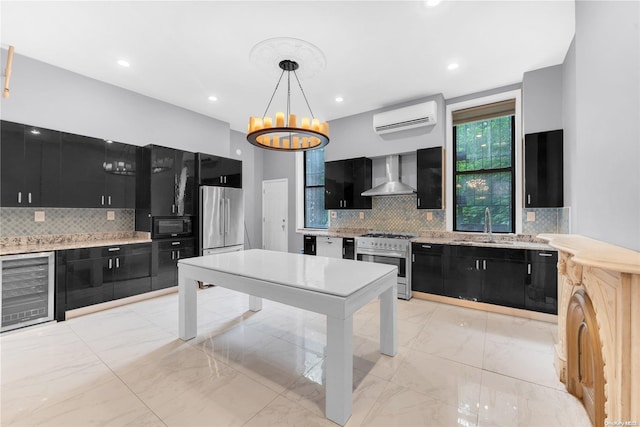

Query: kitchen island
left=177, top=249, right=398, bottom=426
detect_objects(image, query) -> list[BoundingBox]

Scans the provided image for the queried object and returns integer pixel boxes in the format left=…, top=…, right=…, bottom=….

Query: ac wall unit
left=373, top=100, right=437, bottom=135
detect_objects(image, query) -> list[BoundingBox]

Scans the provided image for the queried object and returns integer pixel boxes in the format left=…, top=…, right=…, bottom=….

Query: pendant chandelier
left=247, top=59, right=329, bottom=151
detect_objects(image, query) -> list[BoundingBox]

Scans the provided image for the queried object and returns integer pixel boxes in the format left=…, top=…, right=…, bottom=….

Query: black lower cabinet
left=152, top=238, right=196, bottom=290
left=411, top=243, right=444, bottom=295
left=303, top=235, right=316, bottom=255
left=441, top=245, right=527, bottom=309
left=525, top=250, right=558, bottom=314
left=56, top=243, right=152, bottom=316
left=443, top=246, right=483, bottom=302
left=481, top=249, right=527, bottom=309
left=342, top=238, right=355, bottom=259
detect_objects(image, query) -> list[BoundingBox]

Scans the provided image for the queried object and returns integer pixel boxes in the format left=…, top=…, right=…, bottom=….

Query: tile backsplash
left=0, top=208, right=135, bottom=237
left=330, top=195, right=570, bottom=235
left=330, top=195, right=445, bottom=233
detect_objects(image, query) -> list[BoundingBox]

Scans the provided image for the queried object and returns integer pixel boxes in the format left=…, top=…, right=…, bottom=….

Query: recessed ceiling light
left=335, top=96, right=344, bottom=103
left=117, top=59, right=130, bottom=68
left=208, top=95, right=218, bottom=102
left=424, top=0, right=443, bottom=7
left=447, top=62, right=459, bottom=70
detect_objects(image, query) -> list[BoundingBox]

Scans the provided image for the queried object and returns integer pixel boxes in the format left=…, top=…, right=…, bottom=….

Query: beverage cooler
left=1, top=252, right=55, bottom=332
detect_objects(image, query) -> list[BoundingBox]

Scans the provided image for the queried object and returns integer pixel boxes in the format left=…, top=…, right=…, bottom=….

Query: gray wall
left=562, top=38, right=578, bottom=234
left=261, top=150, right=302, bottom=253
left=0, top=51, right=231, bottom=154
left=325, top=93, right=446, bottom=162
left=230, top=130, right=263, bottom=250
left=566, top=0, right=640, bottom=251
left=523, top=65, right=563, bottom=134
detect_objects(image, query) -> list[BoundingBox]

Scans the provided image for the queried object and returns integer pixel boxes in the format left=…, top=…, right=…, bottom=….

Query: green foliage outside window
left=304, top=148, right=328, bottom=229
left=455, top=116, right=514, bottom=233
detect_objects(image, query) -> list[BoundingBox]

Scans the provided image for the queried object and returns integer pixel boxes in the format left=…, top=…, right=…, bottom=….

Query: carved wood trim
left=567, top=289, right=606, bottom=426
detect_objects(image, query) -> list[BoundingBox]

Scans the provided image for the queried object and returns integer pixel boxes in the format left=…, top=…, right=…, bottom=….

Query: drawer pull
left=172, top=242, right=181, bottom=246
left=538, top=253, right=554, bottom=257
left=108, top=247, right=121, bottom=252
left=421, top=244, right=431, bottom=249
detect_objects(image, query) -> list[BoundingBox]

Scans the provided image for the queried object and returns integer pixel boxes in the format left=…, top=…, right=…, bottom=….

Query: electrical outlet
left=526, top=211, right=536, bottom=222
left=34, top=211, right=45, bottom=222
left=330, top=211, right=337, bottom=218
left=107, top=211, right=115, bottom=221
left=359, top=211, right=365, bottom=219
left=426, top=212, right=433, bottom=221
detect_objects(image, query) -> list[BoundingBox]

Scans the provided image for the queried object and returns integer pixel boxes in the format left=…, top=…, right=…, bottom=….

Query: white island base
left=178, top=249, right=398, bottom=426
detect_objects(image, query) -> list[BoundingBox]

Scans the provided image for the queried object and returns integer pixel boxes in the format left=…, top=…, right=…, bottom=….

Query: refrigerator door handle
left=225, top=198, right=231, bottom=234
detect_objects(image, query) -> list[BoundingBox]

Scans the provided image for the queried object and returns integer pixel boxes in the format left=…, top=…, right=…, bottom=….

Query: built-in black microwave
left=152, top=216, right=193, bottom=239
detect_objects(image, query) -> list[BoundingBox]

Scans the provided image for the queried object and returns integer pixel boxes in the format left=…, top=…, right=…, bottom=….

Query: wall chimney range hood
left=361, top=155, right=416, bottom=196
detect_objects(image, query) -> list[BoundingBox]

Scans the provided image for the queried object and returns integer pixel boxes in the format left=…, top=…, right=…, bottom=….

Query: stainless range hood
left=361, top=155, right=416, bottom=196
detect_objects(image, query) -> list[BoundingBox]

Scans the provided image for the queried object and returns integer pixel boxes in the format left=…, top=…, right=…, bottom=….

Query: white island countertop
left=180, top=248, right=396, bottom=297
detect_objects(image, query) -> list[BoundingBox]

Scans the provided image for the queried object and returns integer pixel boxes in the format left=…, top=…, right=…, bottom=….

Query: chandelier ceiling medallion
left=247, top=38, right=330, bottom=152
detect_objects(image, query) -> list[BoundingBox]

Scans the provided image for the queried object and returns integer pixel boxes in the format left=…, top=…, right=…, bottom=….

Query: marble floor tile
left=1, top=287, right=589, bottom=427
left=361, top=381, right=479, bottom=427
left=477, top=370, right=591, bottom=427
left=411, top=303, right=488, bottom=367
left=389, top=348, right=483, bottom=417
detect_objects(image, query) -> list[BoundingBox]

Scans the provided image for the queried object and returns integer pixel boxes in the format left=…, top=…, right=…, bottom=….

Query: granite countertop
left=412, top=231, right=555, bottom=251
left=0, top=231, right=152, bottom=256
left=297, top=228, right=369, bottom=238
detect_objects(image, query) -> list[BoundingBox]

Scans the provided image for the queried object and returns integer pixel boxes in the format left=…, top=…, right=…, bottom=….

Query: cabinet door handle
left=17, top=191, right=22, bottom=203
left=527, top=263, right=532, bottom=275
left=172, top=204, right=176, bottom=213
left=421, top=244, right=431, bottom=249
left=171, top=241, right=181, bottom=246
left=101, top=195, right=105, bottom=205
left=417, top=198, right=421, bottom=207
left=116, top=257, right=120, bottom=268
left=177, top=251, right=180, bottom=259
left=224, top=176, right=227, bottom=184
left=108, top=258, right=113, bottom=269
left=343, top=248, right=346, bottom=256
left=108, top=247, right=120, bottom=252
left=220, top=176, right=223, bottom=184
left=538, top=253, right=554, bottom=257
left=311, top=244, right=314, bottom=252
left=343, top=200, right=347, bottom=208
left=527, top=194, right=531, bottom=205
left=483, top=260, right=487, bottom=270
left=412, top=254, right=415, bottom=262
left=171, top=250, right=175, bottom=260
left=475, top=260, right=480, bottom=270
left=108, top=195, right=111, bottom=205
left=28, top=192, right=32, bottom=204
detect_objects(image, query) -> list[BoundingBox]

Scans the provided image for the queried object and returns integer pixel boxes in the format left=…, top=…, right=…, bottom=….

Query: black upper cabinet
left=137, top=145, right=196, bottom=219
left=198, top=153, right=242, bottom=188
left=324, top=157, right=372, bottom=209
left=1, top=121, right=60, bottom=207
left=59, top=133, right=136, bottom=208
left=525, top=129, right=563, bottom=207
left=416, top=147, right=444, bottom=209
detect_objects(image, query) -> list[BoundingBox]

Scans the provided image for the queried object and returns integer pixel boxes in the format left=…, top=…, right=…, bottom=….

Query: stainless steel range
left=356, top=232, right=415, bottom=300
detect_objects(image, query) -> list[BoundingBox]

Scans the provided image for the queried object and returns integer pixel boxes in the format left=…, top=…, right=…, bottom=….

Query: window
left=304, top=148, right=328, bottom=228
left=453, top=100, right=515, bottom=233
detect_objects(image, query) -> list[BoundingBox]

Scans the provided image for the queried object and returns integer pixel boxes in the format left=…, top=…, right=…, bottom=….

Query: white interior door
left=262, top=179, right=288, bottom=252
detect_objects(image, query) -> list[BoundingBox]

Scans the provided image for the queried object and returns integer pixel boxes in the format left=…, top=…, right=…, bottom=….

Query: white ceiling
left=1, top=1, right=575, bottom=133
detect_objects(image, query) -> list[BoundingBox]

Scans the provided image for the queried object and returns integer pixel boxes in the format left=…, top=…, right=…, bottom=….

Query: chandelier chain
left=262, top=69, right=286, bottom=118
left=293, top=70, right=315, bottom=119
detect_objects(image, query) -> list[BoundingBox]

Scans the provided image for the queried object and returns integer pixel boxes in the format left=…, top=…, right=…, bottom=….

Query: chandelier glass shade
left=247, top=59, right=329, bottom=151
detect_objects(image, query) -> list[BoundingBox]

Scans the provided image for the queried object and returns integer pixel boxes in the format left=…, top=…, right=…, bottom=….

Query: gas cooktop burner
left=360, top=232, right=416, bottom=239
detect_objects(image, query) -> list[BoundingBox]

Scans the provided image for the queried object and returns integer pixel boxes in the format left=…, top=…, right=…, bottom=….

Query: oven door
left=356, top=251, right=406, bottom=278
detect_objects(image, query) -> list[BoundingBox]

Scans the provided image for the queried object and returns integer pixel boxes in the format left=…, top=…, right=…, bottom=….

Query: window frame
left=445, top=89, right=523, bottom=234
left=453, top=115, right=516, bottom=233
left=302, top=148, right=328, bottom=229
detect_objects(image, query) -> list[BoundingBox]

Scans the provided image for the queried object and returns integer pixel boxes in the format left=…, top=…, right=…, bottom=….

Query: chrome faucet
left=484, top=207, right=493, bottom=242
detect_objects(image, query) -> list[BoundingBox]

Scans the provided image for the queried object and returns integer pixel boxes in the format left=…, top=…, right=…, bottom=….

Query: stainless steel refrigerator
left=200, top=186, right=244, bottom=256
